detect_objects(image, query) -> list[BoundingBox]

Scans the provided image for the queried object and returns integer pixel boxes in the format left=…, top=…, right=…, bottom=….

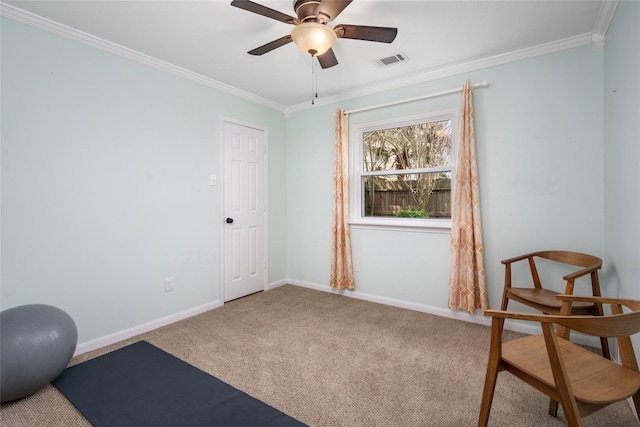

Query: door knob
left=226, top=218, right=233, bottom=224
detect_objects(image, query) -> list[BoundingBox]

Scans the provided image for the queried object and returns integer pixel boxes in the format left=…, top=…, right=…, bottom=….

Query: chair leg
left=500, top=290, right=509, bottom=311
left=478, top=319, right=504, bottom=427
left=548, top=399, right=559, bottom=417
left=501, top=264, right=511, bottom=311
left=632, top=391, right=640, bottom=420
left=541, top=324, right=582, bottom=427
left=591, top=278, right=611, bottom=360
left=600, top=336, right=611, bottom=360
left=478, top=363, right=499, bottom=427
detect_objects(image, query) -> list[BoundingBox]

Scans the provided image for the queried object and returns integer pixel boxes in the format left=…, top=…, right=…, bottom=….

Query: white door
left=222, top=120, right=267, bottom=302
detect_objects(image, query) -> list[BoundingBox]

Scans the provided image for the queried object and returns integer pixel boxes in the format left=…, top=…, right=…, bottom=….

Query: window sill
left=349, top=219, right=452, bottom=234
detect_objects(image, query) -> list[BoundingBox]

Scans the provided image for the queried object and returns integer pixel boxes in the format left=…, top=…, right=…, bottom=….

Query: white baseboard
left=73, top=281, right=291, bottom=356
left=74, top=299, right=223, bottom=356
left=278, top=278, right=602, bottom=348
left=75, top=279, right=602, bottom=356
left=266, top=279, right=290, bottom=290
left=282, top=278, right=506, bottom=327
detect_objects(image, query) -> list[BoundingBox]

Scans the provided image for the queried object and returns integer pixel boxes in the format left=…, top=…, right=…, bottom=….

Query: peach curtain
left=330, top=109, right=355, bottom=290
left=448, top=81, right=489, bottom=312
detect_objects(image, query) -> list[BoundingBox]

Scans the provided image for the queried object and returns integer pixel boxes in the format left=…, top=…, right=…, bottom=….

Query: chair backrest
left=528, top=251, right=602, bottom=291
left=555, top=296, right=640, bottom=338
left=534, top=251, right=602, bottom=270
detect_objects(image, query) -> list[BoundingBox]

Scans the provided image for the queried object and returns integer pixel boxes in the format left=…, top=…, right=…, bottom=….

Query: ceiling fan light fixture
left=291, top=22, right=337, bottom=56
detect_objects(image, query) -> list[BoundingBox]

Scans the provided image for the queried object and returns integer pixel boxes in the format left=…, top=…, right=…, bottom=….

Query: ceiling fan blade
left=334, top=24, right=398, bottom=43
left=247, top=35, right=293, bottom=55
left=315, top=0, right=353, bottom=23
left=231, top=0, right=297, bottom=24
left=317, top=48, right=338, bottom=69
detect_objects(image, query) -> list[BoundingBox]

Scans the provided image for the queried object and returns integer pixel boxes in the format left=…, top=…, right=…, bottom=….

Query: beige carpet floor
left=1, top=284, right=638, bottom=426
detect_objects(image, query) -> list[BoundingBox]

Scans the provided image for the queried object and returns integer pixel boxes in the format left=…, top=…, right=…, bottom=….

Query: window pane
left=362, top=172, right=452, bottom=219
left=363, top=120, right=452, bottom=172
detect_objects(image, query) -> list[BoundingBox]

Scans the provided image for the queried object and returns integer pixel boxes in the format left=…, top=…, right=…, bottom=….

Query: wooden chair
left=478, top=296, right=640, bottom=427
left=500, top=250, right=610, bottom=359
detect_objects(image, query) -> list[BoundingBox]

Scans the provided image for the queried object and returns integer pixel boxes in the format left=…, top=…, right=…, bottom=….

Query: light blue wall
left=1, top=18, right=288, bottom=343
left=287, top=46, right=605, bottom=312
left=3, top=5, right=635, bottom=347
left=603, top=1, right=640, bottom=300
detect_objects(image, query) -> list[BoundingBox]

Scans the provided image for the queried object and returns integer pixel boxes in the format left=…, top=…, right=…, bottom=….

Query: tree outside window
left=359, top=114, right=454, bottom=222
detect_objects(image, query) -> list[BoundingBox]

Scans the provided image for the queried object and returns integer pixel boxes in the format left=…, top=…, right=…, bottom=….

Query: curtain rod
left=343, top=80, right=489, bottom=115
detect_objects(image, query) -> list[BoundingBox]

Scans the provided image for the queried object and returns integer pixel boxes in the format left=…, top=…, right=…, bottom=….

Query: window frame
left=350, top=109, right=458, bottom=233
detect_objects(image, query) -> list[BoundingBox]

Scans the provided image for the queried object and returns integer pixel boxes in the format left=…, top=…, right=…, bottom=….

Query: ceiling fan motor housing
left=294, top=0, right=323, bottom=23
left=231, top=0, right=397, bottom=69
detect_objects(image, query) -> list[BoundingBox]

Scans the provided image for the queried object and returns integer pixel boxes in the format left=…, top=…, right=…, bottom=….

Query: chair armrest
left=483, top=308, right=615, bottom=334
left=483, top=309, right=555, bottom=323
left=487, top=298, right=640, bottom=338
left=556, top=295, right=640, bottom=311
left=501, top=253, right=535, bottom=265
left=563, top=263, right=601, bottom=281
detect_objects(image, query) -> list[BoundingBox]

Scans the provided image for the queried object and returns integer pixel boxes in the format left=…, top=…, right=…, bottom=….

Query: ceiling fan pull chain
left=314, top=56, right=318, bottom=101
left=311, top=55, right=316, bottom=105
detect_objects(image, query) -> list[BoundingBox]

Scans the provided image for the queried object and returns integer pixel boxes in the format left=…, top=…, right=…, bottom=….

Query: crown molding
left=592, top=0, right=619, bottom=48
left=3, top=1, right=615, bottom=116
left=284, top=32, right=597, bottom=115
left=0, top=2, right=287, bottom=113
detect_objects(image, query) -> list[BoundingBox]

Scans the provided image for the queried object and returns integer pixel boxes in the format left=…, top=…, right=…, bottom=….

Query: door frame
left=219, top=116, right=269, bottom=303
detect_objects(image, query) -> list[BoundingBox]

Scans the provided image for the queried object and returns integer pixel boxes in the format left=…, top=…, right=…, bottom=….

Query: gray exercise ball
left=1, top=304, right=78, bottom=402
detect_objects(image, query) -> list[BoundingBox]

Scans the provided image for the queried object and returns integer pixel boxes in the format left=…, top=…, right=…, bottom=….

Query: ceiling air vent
left=375, top=52, right=409, bottom=67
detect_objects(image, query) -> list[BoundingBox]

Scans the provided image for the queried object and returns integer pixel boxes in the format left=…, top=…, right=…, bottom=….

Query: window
left=351, top=109, right=457, bottom=231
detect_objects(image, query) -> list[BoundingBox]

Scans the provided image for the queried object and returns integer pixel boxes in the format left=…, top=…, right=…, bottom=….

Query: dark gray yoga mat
left=53, top=340, right=306, bottom=427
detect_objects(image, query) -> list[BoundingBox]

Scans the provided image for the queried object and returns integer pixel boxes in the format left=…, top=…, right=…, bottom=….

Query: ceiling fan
left=230, top=0, right=398, bottom=69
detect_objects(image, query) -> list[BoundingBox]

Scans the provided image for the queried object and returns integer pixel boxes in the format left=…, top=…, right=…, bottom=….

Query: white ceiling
left=2, top=1, right=614, bottom=111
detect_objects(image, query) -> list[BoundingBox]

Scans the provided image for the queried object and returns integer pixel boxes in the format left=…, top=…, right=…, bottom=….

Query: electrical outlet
left=164, top=277, right=174, bottom=292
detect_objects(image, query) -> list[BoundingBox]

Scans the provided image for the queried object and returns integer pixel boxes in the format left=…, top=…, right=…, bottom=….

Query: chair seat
left=502, top=335, right=640, bottom=404
left=507, top=288, right=594, bottom=310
